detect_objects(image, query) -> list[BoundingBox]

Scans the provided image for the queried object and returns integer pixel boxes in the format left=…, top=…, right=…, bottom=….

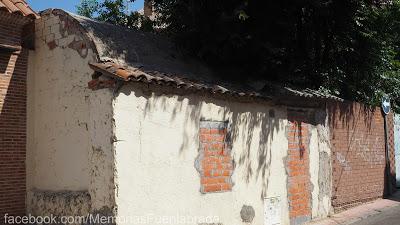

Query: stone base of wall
left=28, top=190, right=91, bottom=218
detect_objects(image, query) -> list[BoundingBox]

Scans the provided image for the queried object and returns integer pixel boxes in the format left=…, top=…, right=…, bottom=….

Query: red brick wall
left=287, top=110, right=312, bottom=225
left=197, top=121, right=233, bottom=193
left=328, top=102, right=395, bottom=211
left=0, top=20, right=23, bottom=47
left=0, top=16, right=28, bottom=217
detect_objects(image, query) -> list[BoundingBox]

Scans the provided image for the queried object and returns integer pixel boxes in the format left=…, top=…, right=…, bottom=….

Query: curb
left=305, top=193, right=400, bottom=225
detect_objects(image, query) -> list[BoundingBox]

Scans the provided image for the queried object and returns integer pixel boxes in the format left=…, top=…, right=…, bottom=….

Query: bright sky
left=26, top=0, right=144, bottom=14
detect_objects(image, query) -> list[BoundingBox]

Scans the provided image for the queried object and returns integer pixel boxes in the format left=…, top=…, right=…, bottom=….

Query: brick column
left=287, top=111, right=311, bottom=225
left=0, top=50, right=28, bottom=216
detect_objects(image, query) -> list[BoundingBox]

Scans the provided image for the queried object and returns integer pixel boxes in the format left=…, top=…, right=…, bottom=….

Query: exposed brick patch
left=196, top=121, right=233, bottom=193
left=0, top=17, right=23, bottom=47
left=0, top=20, right=28, bottom=216
left=88, top=79, right=116, bottom=90
left=287, top=111, right=311, bottom=225
left=328, top=102, right=395, bottom=211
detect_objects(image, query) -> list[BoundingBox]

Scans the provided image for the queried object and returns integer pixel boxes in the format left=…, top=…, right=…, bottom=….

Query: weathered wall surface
left=113, top=83, right=332, bottom=225
left=286, top=108, right=332, bottom=225
left=27, top=10, right=115, bottom=217
left=386, top=112, right=397, bottom=191
left=28, top=190, right=91, bottom=216
left=0, top=13, right=30, bottom=216
left=328, top=102, right=396, bottom=211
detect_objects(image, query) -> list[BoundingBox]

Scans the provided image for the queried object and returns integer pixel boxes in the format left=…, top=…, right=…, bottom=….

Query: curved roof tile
left=0, top=0, right=39, bottom=19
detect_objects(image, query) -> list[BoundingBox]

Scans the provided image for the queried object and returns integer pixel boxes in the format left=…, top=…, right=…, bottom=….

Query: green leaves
left=152, top=0, right=400, bottom=111
left=76, top=0, right=99, bottom=18
left=76, top=0, right=150, bottom=29
left=76, top=0, right=400, bottom=112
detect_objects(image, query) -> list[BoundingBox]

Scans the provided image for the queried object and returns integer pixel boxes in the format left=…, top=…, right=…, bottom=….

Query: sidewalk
left=306, top=191, right=400, bottom=225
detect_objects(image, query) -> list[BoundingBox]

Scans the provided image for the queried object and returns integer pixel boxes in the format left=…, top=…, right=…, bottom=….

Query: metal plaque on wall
left=264, top=196, right=282, bottom=225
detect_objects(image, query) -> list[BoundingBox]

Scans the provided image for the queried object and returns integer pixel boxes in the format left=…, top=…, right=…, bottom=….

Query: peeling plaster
left=316, top=109, right=333, bottom=217
left=113, top=83, right=290, bottom=225
left=28, top=11, right=116, bottom=218
left=37, top=9, right=97, bottom=59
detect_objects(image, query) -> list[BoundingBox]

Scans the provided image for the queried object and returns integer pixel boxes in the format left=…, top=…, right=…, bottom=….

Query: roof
left=0, top=0, right=38, bottom=19
left=55, top=10, right=343, bottom=103
left=89, top=62, right=266, bottom=99
left=89, top=62, right=343, bottom=102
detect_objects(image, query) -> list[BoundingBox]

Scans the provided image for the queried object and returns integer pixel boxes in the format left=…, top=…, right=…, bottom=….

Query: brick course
left=0, top=15, right=29, bottom=216
left=287, top=110, right=312, bottom=225
left=197, top=121, right=233, bottom=193
left=328, top=102, right=396, bottom=211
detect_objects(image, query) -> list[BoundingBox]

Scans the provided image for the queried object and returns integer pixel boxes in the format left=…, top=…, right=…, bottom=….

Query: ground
left=306, top=190, right=400, bottom=225
left=350, top=204, right=400, bottom=225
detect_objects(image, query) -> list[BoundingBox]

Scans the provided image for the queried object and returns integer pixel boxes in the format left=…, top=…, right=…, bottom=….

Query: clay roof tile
left=0, top=0, right=38, bottom=19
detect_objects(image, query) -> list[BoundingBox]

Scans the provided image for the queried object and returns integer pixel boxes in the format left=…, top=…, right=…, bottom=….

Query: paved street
left=349, top=204, right=400, bottom=225
left=306, top=191, right=400, bottom=225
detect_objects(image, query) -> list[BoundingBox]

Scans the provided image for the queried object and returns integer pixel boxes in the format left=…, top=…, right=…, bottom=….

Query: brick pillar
left=0, top=16, right=28, bottom=216
left=0, top=49, right=28, bottom=216
left=287, top=111, right=311, bottom=225
left=196, top=121, right=233, bottom=193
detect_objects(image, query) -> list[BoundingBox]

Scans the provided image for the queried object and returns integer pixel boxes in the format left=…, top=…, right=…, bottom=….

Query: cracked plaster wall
left=309, top=109, right=333, bottom=220
left=113, top=83, right=291, bottom=225
left=112, top=83, right=334, bottom=225
left=27, top=11, right=116, bottom=217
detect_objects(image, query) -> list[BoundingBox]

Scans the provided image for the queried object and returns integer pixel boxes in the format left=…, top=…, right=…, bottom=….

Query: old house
left=23, top=8, right=397, bottom=225
left=0, top=0, right=394, bottom=224
left=0, top=0, right=38, bottom=217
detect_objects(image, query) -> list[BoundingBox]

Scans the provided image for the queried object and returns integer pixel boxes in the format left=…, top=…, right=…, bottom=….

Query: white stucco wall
left=27, top=16, right=92, bottom=191
left=26, top=10, right=332, bottom=223
left=113, top=83, right=333, bottom=225
left=27, top=11, right=116, bottom=215
left=113, top=83, right=289, bottom=225
left=308, top=110, right=332, bottom=219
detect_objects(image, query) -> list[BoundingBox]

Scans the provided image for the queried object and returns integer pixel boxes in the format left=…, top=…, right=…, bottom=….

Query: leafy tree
left=76, top=0, right=99, bottom=18
left=77, top=0, right=400, bottom=111
left=76, top=0, right=152, bottom=30
left=153, top=0, right=400, bottom=110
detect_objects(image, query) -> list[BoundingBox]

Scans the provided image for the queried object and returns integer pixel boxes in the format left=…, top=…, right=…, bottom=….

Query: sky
left=26, top=0, right=144, bottom=14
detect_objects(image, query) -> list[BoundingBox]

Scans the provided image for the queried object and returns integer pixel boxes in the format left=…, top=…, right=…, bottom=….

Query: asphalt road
left=350, top=204, right=400, bottom=225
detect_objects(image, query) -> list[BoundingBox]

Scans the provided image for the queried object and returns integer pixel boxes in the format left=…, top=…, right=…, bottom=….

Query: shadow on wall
left=328, top=101, right=376, bottom=131
left=0, top=49, right=28, bottom=215
left=385, top=112, right=397, bottom=197
left=120, top=83, right=286, bottom=200
left=328, top=101, right=396, bottom=209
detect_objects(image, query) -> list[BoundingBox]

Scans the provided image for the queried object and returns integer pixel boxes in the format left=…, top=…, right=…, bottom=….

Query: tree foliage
left=77, top=0, right=400, bottom=111
left=76, top=0, right=99, bottom=18
left=76, top=0, right=152, bottom=29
